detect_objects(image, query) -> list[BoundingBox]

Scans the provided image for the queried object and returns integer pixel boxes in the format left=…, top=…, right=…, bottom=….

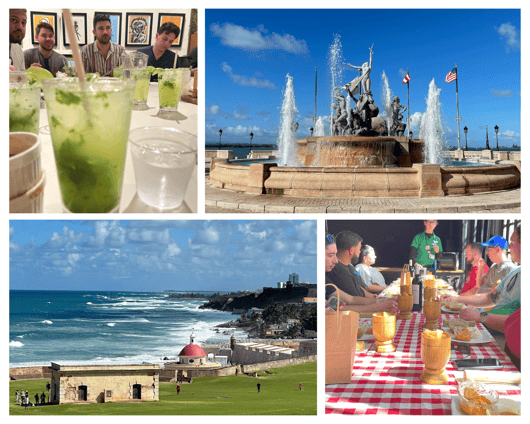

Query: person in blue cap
left=476, top=235, right=518, bottom=294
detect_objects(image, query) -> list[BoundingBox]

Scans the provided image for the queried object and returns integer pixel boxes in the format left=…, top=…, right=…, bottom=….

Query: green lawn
left=9, top=362, right=316, bottom=415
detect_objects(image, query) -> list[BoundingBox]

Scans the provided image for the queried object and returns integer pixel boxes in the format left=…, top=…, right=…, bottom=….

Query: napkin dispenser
left=437, top=252, right=459, bottom=271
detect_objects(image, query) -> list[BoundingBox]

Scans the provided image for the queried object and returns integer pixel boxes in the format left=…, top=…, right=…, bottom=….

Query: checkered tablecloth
left=325, top=312, right=521, bottom=415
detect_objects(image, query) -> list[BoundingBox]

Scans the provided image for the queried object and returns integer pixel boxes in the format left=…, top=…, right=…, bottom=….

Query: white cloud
left=221, top=62, right=277, bottom=90
left=496, top=22, right=520, bottom=52
left=210, top=23, right=308, bottom=54
left=490, top=90, right=513, bottom=98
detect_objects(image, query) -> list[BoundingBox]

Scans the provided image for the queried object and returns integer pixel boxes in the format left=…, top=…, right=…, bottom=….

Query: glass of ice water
left=129, top=127, right=196, bottom=210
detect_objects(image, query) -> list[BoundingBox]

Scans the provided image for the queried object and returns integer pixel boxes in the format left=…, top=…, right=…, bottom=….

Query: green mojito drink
left=158, top=69, right=184, bottom=113
left=42, top=78, right=135, bottom=213
left=9, top=72, right=41, bottom=134
left=131, top=69, right=152, bottom=110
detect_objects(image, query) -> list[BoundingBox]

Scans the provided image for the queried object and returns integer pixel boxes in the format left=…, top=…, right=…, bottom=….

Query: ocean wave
left=41, top=320, right=53, bottom=324
left=10, top=341, right=24, bottom=347
left=107, top=323, right=116, bottom=327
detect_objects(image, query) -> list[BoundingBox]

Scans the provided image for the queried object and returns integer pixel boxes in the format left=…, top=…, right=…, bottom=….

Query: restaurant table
left=325, top=312, right=521, bottom=415
left=36, top=81, right=197, bottom=213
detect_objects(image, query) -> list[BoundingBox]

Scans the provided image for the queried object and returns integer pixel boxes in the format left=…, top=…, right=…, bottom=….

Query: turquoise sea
left=9, top=290, right=247, bottom=368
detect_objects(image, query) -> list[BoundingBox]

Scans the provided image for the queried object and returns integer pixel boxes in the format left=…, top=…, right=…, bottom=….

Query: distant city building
left=277, top=282, right=285, bottom=289
left=289, top=273, right=299, bottom=284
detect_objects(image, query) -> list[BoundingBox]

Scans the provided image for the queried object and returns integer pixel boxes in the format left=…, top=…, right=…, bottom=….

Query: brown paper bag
left=325, top=283, right=360, bottom=384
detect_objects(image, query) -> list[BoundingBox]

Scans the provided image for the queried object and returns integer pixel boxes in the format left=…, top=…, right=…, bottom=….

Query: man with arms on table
left=9, top=9, right=27, bottom=71
left=458, top=243, right=489, bottom=296
left=441, top=224, right=520, bottom=333
left=326, top=231, right=398, bottom=313
left=24, top=22, right=68, bottom=76
left=80, top=14, right=124, bottom=76
left=138, top=22, right=180, bottom=81
left=476, top=236, right=517, bottom=294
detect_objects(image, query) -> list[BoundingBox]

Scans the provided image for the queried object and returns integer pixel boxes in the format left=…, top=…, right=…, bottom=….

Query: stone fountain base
left=209, top=161, right=520, bottom=198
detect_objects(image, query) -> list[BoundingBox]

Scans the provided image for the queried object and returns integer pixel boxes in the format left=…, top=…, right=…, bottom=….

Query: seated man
left=24, top=22, right=68, bottom=76
left=441, top=224, right=520, bottom=333
left=476, top=235, right=517, bottom=294
left=138, top=22, right=180, bottom=81
left=80, top=14, right=125, bottom=76
left=354, top=245, right=386, bottom=294
left=326, top=231, right=397, bottom=314
left=459, top=243, right=489, bottom=296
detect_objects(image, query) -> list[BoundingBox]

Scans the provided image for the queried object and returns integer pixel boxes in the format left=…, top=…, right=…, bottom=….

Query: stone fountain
left=209, top=43, right=520, bottom=198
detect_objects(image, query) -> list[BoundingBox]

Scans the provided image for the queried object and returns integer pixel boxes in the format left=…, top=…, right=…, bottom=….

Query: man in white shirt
left=9, top=9, right=27, bottom=71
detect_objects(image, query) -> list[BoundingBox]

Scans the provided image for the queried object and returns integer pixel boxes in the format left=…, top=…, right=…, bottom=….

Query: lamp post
left=218, top=129, right=223, bottom=150
left=249, top=132, right=254, bottom=157
left=494, top=125, right=499, bottom=151
left=463, top=126, right=468, bottom=150
left=485, top=125, right=490, bottom=150
left=310, top=127, right=314, bottom=137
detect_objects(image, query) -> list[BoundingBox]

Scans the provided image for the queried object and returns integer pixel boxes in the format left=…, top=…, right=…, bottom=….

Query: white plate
left=451, top=395, right=521, bottom=415
left=442, top=326, right=494, bottom=344
left=441, top=305, right=463, bottom=314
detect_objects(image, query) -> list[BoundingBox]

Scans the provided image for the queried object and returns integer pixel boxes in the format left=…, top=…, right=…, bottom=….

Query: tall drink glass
left=158, top=69, right=184, bottom=114
left=42, top=78, right=135, bottom=213
left=9, top=72, right=41, bottom=134
left=132, top=69, right=152, bottom=110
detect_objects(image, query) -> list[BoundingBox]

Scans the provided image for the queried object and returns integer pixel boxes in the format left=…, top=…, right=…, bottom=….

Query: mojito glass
left=131, top=69, right=152, bottom=110
left=158, top=69, right=184, bottom=113
left=42, top=78, right=135, bottom=213
left=9, top=72, right=41, bottom=134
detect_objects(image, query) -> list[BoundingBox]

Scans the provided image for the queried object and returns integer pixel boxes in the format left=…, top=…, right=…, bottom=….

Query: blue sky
left=10, top=220, right=317, bottom=292
left=205, top=8, right=521, bottom=147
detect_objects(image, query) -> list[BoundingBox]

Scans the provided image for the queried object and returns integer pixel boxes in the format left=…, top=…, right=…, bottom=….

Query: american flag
left=402, top=73, right=411, bottom=84
left=445, top=68, right=457, bottom=83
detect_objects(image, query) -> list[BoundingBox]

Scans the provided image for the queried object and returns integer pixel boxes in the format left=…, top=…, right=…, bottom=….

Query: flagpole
left=455, top=63, right=461, bottom=150
left=407, top=68, right=410, bottom=140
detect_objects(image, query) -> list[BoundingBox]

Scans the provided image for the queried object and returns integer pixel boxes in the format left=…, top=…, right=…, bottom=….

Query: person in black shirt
left=326, top=230, right=398, bottom=313
left=138, top=22, right=180, bottom=82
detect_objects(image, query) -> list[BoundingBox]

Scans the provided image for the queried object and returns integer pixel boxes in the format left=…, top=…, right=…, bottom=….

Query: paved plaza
left=205, top=182, right=521, bottom=214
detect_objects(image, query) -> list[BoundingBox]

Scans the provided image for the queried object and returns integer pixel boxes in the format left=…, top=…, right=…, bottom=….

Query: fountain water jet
left=420, top=79, right=448, bottom=166
left=328, top=34, right=344, bottom=136
left=277, top=74, right=298, bottom=166
left=314, top=117, right=325, bottom=136
left=380, top=71, right=393, bottom=135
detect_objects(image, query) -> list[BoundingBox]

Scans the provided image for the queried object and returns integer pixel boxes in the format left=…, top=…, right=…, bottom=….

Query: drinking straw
left=173, top=50, right=178, bottom=68
left=63, top=9, right=86, bottom=88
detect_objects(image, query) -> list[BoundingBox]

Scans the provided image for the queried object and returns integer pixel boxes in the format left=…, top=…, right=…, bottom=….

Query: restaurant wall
left=19, top=9, right=193, bottom=57
left=325, top=220, right=464, bottom=268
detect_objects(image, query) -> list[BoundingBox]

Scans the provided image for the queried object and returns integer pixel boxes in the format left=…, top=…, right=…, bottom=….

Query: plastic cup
left=157, top=69, right=184, bottom=115
left=9, top=72, right=41, bottom=134
left=42, top=77, right=135, bottom=213
left=129, top=127, right=196, bottom=209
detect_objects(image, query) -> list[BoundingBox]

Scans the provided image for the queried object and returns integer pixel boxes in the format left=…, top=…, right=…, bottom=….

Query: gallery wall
left=20, top=9, right=194, bottom=57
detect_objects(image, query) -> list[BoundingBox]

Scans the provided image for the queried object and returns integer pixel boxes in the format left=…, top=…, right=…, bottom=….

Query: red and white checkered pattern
left=325, top=313, right=520, bottom=415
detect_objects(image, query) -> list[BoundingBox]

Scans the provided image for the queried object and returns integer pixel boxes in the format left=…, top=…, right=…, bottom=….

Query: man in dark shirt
left=138, top=22, right=180, bottom=81
left=326, top=230, right=398, bottom=313
left=24, top=21, right=68, bottom=76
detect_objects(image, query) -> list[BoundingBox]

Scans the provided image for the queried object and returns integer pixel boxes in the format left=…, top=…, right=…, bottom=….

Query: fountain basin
left=209, top=161, right=520, bottom=198
left=300, top=136, right=423, bottom=167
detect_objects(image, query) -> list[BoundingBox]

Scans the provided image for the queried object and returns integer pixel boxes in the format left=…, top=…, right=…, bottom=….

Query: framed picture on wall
left=30, top=11, right=58, bottom=46
left=157, top=13, right=186, bottom=47
left=94, top=11, right=122, bottom=45
left=62, top=12, right=87, bottom=47
left=125, top=12, right=153, bottom=47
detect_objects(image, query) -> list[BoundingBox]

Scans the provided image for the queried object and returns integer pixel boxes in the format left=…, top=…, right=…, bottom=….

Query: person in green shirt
left=410, top=220, right=443, bottom=270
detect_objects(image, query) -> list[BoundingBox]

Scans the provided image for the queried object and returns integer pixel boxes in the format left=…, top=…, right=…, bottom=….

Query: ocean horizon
left=9, top=290, right=249, bottom=368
